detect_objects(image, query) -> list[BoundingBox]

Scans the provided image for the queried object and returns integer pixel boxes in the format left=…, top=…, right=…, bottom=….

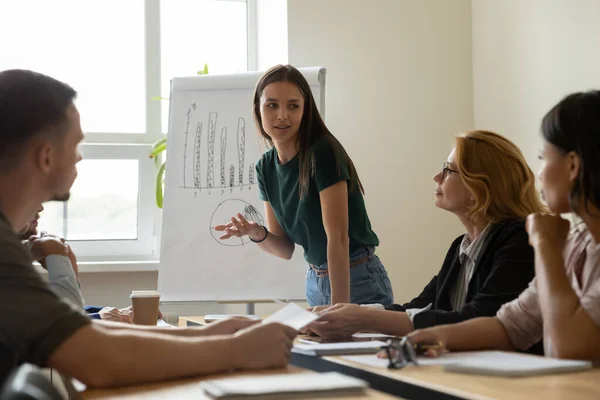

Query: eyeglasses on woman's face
left=441, top=162, right=458, bottom=181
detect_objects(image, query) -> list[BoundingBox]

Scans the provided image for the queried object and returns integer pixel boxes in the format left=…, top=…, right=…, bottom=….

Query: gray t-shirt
left=0, top=211, right=90, bottom=384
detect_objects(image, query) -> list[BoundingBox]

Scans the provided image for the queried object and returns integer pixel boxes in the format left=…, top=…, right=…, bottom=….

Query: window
left=0, top=0, right=146, bottom=133
left=160, top=0, right=249, bottom=133
left=44, top=159, right=140, bottom=241
left=0, top=0, right=258, bottom=263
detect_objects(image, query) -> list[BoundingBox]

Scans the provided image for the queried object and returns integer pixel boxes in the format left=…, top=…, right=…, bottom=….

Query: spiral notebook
left=443, top=351, right=593, bottom=377
left=292, top=340, right=387, bottom=356
left=342, top=351, right=593, bottom=377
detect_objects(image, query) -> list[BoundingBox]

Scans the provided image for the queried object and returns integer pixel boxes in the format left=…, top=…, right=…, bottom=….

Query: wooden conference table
left=81, top=316, right=600, bottom=399
left=181, top=316, right=600, bottom=400
left=82, top=364, right=397, bottom=399
left=80, top=315, right=397, bottom=399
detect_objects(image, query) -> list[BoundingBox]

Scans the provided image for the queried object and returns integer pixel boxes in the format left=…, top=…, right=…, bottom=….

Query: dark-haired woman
left=409, top=91, right=600, bottom=360
left=215, top=65, right=393, bottom=307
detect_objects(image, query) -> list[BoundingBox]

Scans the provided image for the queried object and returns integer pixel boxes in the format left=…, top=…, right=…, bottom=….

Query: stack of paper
left=200, top=372, right=367, bottom=399
left=292, top=341, right=387, bottom=356
left=352, top=332, right=394, bottom=339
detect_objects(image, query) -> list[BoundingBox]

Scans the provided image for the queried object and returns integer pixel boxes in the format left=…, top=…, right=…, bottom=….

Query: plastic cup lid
left=130, top=290, right=161, bottom=298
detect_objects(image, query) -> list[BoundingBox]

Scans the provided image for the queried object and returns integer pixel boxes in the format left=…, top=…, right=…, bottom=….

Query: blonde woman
left=308, top=131, right=546, bottom=346
left=410, top=91, right=600, bottom=360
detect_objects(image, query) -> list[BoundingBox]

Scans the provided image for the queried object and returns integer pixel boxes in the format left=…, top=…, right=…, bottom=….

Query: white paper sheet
left=200, top=371, right=367, bottom=398
left=157, top=319, right=174, bottom=328
left=442, top=351, right=592, bottom=376
left=342, top=351, right=594, bottom=374
left=293, top=341, right=388, bottom=356
left=263, top=302, right=319, bottom=330
left=341, top=353, right=485, bottom=368
left=352, top=332, right=394, bottom=339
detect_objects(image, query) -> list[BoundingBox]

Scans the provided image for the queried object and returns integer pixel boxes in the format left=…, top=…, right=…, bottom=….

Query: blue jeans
left=305, top=247, right=394, bottom=307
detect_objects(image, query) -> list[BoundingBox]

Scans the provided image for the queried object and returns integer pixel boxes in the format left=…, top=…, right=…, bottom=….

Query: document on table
left=157, top=319, right=174, bottom=327
left=341, top=351, right=593, bottom=377
left=263, top=302, right=320, bottom=330
left=200, top=371, right=367, bottom=399
left=293, top=341, right=388, bottom=356
left=352, top=332, right=394, bottom=339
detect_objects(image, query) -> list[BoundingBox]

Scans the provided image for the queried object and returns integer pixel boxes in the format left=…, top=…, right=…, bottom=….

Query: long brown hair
left=454, top=130, right=547, bottom=223
left=252, top=65, right=363, bottom=197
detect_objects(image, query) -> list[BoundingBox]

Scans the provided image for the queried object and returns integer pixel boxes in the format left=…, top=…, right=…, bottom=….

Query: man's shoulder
left=0, top=215, right=31, bottom=266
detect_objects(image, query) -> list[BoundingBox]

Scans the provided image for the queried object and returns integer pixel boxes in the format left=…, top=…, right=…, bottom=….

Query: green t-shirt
left=256, top=137, right=379, bottom=266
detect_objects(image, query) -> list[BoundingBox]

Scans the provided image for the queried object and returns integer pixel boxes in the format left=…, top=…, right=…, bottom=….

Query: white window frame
left=68, top=143, right=157, bottom=262
left=70, top=0, right=257, bottom=267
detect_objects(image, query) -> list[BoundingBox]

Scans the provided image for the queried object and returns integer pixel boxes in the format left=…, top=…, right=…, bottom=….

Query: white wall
left=472, top=0, right=600, bottom=171
left=287, top=0, right=471, bottom=300
left=79, top=272, right=157, bottom=308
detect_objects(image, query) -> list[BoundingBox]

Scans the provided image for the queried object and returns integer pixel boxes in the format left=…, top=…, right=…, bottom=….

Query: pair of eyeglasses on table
left=381, top=337, right=443, bottom=370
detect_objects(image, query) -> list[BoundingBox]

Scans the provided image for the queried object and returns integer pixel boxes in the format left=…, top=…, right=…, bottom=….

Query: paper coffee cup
left=130, top=290, right=161, bottom=325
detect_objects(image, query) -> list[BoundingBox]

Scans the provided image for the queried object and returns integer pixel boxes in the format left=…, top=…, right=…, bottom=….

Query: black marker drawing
left=193, top=122, right=202, bottom=188
left=180, top=107, right=256, bottom=192
left=206, top=112, right=218, bottom=189
left=248, top=163, right=255, bottom=185
left=237, top=118, right=245, bottom=186
left=209, top=199, right=265, bottom=246
left=183, top=108, right=191, bottom=187
left=220, top=127, right=227, bottom=188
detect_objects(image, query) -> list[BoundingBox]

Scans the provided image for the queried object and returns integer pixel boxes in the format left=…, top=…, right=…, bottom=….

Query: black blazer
left=387, top=219, right=535, bottom=330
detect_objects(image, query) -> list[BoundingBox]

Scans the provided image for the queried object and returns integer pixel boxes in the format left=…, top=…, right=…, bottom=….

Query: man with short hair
left=0, top=69, right=296, bottom=387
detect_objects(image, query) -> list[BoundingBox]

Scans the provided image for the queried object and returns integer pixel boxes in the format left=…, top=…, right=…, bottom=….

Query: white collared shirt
left=449, top=224, right=491, bottom=310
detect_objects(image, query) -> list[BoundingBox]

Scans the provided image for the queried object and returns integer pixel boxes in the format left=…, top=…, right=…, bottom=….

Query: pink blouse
left=497, top=227, right=600, bottom=356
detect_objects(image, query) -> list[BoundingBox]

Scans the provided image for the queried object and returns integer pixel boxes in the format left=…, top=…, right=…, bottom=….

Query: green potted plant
left=150, top=64, right=209, bottom=208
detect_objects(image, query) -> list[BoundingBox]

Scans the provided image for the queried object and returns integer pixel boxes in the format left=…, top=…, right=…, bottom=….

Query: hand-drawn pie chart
left=209, top=199, right=265, bottom=246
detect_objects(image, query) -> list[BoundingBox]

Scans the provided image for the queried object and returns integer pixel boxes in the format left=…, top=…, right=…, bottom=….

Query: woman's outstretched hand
left=214, top=213, right=266, bottom=241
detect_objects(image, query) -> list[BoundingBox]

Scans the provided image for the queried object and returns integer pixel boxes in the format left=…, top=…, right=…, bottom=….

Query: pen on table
left=414, top=340, right=444, bottom=355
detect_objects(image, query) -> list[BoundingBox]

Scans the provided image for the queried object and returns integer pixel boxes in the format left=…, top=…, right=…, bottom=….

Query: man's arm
left=95, top=317, right=258, bottom=337
left=2, top=221, right=297, bottom=389
left=50, top=321, right=297, bottom=388
left=49, top=324, right=236, bottom=387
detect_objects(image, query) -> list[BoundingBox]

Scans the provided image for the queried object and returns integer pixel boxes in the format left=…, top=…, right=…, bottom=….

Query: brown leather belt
left=309, top=254, right=373, bottom=278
